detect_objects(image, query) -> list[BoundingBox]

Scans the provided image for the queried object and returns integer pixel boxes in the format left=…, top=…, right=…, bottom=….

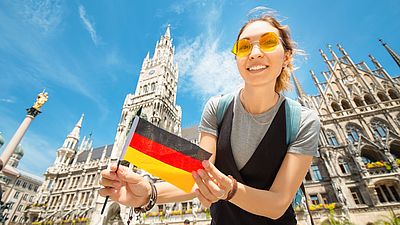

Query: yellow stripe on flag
left=123, top=146, right=195, bottom=193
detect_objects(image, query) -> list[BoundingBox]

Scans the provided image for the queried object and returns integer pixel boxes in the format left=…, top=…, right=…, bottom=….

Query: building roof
left=181, top=126, right=199, bottom=141
left=76, top=144, right=113, bottom=163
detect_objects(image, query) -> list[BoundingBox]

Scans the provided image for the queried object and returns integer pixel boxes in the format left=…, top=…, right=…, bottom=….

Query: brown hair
left=236, top=16, right=295, bottom=93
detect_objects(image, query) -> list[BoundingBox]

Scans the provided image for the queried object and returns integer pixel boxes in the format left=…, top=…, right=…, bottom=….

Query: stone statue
left=32, top=91, right=49, bottom=111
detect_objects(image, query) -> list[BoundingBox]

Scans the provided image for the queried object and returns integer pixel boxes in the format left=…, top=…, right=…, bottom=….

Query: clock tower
left=110, top=24, right=182, bottom=160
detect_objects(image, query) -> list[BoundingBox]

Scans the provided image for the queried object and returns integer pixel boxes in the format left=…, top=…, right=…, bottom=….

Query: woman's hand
left=99, top=164, right=151, bottom=208
left=192, top=160, right=233, bottom=207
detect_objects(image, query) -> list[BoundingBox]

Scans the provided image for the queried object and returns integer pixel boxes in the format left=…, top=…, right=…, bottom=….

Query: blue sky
left=0, top=0, right=399, bottom=177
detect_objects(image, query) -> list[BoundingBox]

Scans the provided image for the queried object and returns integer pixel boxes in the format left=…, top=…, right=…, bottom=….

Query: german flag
left=120, top=116, right=212, bottom=193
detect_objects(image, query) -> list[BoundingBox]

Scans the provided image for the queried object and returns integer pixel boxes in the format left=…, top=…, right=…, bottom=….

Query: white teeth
left=248, top=65, right=268, bottom=71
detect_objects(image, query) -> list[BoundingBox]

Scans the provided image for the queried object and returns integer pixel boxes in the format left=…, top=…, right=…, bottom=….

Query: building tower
left=91, top=25, right=182, bottom=225
left=379, top=39, right=400, bottom=68
left=111, top=24, right=182, bottom=160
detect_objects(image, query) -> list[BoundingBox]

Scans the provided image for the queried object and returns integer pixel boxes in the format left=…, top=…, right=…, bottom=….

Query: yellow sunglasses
left=231, top=32, right=280, bottom=58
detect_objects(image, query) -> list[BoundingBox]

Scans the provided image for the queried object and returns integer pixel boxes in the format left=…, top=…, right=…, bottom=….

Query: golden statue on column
left=32, top=91, right=49, bottom=111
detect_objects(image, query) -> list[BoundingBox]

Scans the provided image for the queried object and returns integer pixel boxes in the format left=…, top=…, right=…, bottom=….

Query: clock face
left=149, top=70, right=155, bottom=76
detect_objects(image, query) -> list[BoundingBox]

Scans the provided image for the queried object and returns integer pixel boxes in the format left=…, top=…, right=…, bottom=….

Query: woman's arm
left=229, top=152, right=312, bottom=219
left=193, top=132, right=313, bottom=219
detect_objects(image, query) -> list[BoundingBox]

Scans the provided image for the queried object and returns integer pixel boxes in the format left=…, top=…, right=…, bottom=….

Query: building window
left=350, top=187, right=365, bottom=205
left=311, top=165, right=323, bottom=181
left=151, top=83, right=156, bottom=91
left=13, top=191, right=20, bottom=199
left=310, top=194, right=319, bottom=205
left=327, top=130, right=339, bottom=146
left=375, top=184, right=400, bottom=203
left=17, top=205, right=23, bottom=211
left=321, top=193, right=330, bottom=204
left=346, top=125, right=363, bottom=144
left=16, top=180, right=21, bottom=186
left=371, top=121, right=387, bottom=138
left=182, top=202, right=188, bottom=211
left=305, top=172, right=312, bottom=181
left=22, top=193, right=28, bottom=201
left=338, top=157, right=351, bottom=174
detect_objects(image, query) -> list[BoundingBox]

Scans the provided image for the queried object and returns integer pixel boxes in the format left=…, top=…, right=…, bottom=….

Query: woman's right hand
left=99, top=164, right=151, bottom=208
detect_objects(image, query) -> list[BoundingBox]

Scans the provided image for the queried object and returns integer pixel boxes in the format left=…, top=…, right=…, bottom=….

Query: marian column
left=0, top=91, right=48, bottom=170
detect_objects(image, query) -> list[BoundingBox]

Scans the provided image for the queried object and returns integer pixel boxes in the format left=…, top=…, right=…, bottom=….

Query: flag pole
left=101, top=107, right=142, bottom=215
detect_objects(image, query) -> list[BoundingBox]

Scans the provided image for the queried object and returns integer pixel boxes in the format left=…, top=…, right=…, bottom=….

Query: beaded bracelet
left=225, top=175, right=238, bottom=201
left=134, top=181, right=157, bottom=213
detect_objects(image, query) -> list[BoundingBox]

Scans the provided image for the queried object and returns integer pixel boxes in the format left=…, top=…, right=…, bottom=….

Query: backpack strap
left=285, top=97, right=316, bottom=225
left=216, top=93, right=235, bottom=127
left=284, top=97, right=302, bottom=145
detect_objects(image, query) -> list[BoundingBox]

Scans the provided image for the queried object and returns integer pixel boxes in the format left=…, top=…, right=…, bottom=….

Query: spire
left=292, top=74, right=306, bottom=98
left=165, top=24, right=171, bottom=39
left=68, top=113, right=84, bottom=139
left=379, top=39, right=400, bottom=68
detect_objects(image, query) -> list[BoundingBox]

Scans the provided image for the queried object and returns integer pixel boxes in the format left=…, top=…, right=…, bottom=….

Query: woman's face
left=236, top=21, right=287, bottom=87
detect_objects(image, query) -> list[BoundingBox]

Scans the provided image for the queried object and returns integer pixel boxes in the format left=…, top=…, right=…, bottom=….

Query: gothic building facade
left=27, top=114, right=113, bottom=224
left=293, top=42, right=400, bottom=224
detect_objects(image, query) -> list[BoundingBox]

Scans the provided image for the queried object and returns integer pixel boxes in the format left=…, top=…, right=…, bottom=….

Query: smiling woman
left=99, top=8, right=321, bottom=225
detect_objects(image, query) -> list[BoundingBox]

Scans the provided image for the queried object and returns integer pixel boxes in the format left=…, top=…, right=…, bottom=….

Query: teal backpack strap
left=216, top=93, right=235, bottom=127
left=284, top=97, right=302, bottom=145
left=285, top=97, right=315, bottom=225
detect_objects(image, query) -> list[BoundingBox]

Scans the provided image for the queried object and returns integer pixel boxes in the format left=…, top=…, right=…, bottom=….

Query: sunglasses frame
left=231, top=32, right=282, bottom=58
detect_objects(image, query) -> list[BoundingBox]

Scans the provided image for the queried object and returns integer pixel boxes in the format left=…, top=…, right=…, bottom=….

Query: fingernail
left=202, top=160, right=209, bottom=168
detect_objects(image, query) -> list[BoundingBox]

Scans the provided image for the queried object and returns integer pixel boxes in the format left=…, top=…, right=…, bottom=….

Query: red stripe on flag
left=129, top=133, right=205, bottom=173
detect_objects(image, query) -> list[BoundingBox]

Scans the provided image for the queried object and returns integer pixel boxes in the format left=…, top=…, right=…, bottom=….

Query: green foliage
left=373, top=209, right=400, bottom=225
left=320, top=211, right=355, bottom=225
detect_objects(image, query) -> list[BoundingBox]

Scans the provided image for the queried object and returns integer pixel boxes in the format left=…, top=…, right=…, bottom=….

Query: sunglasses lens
left=232, top=39, right=252, bottom=57
left=260, top=32, right=279, bottom=52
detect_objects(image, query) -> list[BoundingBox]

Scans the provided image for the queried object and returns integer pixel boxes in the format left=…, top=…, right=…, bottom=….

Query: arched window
left=354, top=97, right=365, bottom=107
left=143, top=85, right=148, bottom=93
left=364, top=94, right=375, bottom=105
left=371, top=119, right=387, bottom=138
left=151, top=83, right=156, bottom=91
left=326, top=130, right=339, bottom=146
left=346, top=124, right=363, bottom=143
left=338, top=157, right=350, bottom=174
left=361, top=146, right=383, bottom=163
left=311, top=165, right=323, bottom=181
left=331, top=102, right=341, bottom=112
left=375, top=183, right=400, bottom=203
left=341, top=99, right=352, bottom=109
left=388, top=89, right=400, bottom=100
left=377, top=92, right=390, bottom=102
left=389, top=141, right=400, bottom=159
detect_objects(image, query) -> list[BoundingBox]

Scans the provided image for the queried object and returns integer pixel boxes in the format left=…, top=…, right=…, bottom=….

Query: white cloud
left=175, top=2, right=242, bottom=100
left=79, top=5, right=99, bottom=45
left=0, top=98, right=15, bottom=103
left=20, top=0, right=63, bottom=32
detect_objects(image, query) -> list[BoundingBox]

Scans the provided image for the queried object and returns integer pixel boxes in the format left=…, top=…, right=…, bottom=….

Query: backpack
left=216, top=93, right=314, bottom=225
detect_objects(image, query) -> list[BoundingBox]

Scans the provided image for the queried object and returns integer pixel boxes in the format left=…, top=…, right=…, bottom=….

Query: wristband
left=225, top=175, right=237, bottom=201
left=134, top=181, right=157, bottom=213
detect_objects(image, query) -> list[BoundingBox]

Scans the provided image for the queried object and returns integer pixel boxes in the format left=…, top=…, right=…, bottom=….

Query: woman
left=99, top=13, right=320, bottom=225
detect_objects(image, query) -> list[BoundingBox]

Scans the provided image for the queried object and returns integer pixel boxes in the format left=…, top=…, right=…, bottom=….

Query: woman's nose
left=249, top=45, right=263, bottom=59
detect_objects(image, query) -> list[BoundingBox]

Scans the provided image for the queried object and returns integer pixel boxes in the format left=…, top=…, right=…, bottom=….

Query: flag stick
left=101, top=159, right=121, bottom=215
left=101, top=107, right=142, bottom=215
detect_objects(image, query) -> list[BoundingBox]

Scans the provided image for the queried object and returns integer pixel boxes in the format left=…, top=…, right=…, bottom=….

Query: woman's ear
left=283, top=51, right=291, bottom=67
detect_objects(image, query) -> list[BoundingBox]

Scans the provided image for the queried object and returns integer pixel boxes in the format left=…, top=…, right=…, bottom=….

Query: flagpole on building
left=101, top=107, right=142, bottom=215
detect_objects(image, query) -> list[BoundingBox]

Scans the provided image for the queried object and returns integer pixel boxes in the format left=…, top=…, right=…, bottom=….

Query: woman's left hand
left=192, top=160, right=233, bottom=207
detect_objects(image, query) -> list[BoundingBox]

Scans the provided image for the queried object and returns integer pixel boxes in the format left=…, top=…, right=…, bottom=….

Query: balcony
left=366, top=161, right=393, bottom=175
